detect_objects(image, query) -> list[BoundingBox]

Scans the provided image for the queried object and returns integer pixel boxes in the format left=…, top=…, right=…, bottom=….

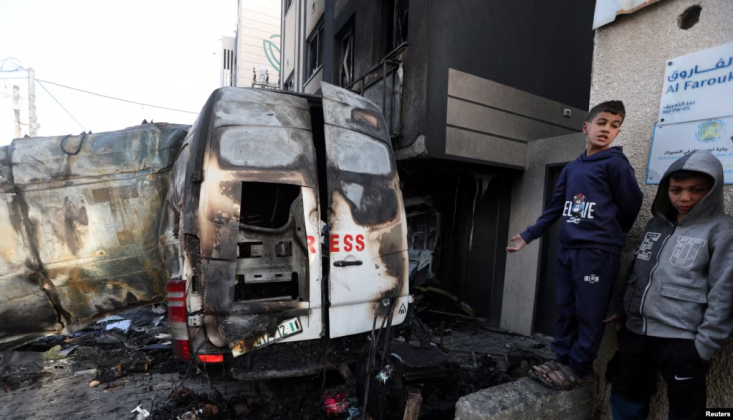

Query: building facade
left=221, top=0, right=282, bottom=88
left=278, top=0, right=597, bottom=329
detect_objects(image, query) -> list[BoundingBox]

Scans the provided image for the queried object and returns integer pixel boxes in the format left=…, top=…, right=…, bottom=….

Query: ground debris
left=1, top=305, right=186, bottom=392
left=150, top=387, right=236, bottom=420
left=131, top=404, right=151, bottom=419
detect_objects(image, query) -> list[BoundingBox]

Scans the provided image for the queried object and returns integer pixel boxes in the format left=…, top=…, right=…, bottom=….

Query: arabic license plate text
left=230, top=317, right=302, bottom=358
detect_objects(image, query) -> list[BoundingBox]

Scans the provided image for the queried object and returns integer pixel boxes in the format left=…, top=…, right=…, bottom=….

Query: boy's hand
left=506, top=234, right=527, bottom=252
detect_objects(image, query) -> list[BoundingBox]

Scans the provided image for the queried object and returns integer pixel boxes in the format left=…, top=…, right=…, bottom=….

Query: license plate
left=230, top=317, right=303, bottom=358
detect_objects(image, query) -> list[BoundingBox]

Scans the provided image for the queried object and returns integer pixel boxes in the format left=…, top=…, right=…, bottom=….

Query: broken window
left=383, top=0, right=408, bottom=54
left=236, top=182, right=308, bottom=302
left=392, top=0, right=409, bottom=49
left=338, top=26, right=354, bottom=87
left=325, top=127, right=398, bottom=225
left=239, top=183, right=301, bottom=229
left=407, top=211, right=439, bottom=251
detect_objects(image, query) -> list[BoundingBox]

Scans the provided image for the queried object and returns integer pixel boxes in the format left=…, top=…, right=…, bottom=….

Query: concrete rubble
left=455, top=377, right=593, bottom=420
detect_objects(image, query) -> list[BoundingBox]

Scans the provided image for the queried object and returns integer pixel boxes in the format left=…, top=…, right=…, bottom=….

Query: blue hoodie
left=520, top=146, right=643, bottom=254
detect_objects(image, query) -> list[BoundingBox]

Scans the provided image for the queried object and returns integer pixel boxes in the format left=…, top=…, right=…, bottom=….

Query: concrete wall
left=501, top=133, right=587, bottom=335
left=446, top=69, right=585, bottom=169
left=304, top=0, right=324, bottom=36
left=282, top=0, right=297, bottom=84
left=589, top=0, right=733, bottom=418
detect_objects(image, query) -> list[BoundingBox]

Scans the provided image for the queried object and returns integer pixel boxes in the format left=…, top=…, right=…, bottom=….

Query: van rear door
left=320, top=83, right=409, bottom=338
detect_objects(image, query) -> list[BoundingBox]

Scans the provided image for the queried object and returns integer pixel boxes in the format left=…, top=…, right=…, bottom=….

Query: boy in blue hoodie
left=609, top=151, right=733, bottom=420
left=507, top=100, right=644, bottom=389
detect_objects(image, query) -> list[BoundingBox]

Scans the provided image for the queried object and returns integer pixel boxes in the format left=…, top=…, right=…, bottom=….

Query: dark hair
left=669, top=170, right=714, bottom=184
left=586, top=100, right=626, bottom=123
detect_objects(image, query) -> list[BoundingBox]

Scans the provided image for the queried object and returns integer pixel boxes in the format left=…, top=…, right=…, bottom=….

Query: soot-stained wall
left=423, top=0, right=595, bottom=160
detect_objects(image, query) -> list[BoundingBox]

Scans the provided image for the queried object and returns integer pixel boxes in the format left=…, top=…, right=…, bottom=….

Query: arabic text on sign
left=667, top=57, right=733, bottom=82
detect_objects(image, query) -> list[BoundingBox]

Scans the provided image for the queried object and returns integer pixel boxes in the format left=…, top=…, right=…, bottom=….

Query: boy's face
left=583, top=112, right=623, bottom=151
left=668, top=175, right=714, bottom=220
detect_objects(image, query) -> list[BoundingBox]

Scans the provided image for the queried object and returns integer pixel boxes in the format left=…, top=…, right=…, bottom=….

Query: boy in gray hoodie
left=610, top=150, right=733, bottom=420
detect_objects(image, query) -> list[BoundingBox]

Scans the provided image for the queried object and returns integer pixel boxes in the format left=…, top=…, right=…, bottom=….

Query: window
left=328, top=128, right=393, bottom=176
left=306, top=25, right=324, bottom=81
left=392, top=0, right=408, bottom=49
left=338, top=28, right=354, bottom=87
left=283, top=76, right=295, bottom=91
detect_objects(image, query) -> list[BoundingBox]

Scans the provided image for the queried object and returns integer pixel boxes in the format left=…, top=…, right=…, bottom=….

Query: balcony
left=344, top=43, right=407, bottom=141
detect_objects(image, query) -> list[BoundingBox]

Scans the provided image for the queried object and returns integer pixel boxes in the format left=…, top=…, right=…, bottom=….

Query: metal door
left=320, top=83, right=409, bottom=338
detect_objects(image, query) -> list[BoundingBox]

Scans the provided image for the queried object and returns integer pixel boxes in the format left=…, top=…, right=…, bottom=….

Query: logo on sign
left=695, top=119, right=726, bottom=143
left=399, top=303, right=407, bottom=315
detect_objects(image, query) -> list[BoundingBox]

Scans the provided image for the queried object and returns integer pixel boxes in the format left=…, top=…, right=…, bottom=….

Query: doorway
left=532, top=164, right=566, bottom=337
left=463, top=175, right=512, bottom=327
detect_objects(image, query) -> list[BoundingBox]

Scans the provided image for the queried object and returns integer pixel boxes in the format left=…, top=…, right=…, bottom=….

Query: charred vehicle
left=0, top=83, right=410, bottom=376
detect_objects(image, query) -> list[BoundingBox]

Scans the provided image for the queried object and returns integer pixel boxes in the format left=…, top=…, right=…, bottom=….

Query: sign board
left=658, top=42, right=733, bottom=125
left=646, top=116, right=733, bottom=185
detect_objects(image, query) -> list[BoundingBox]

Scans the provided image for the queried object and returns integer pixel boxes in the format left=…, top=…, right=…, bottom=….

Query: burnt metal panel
left=321, top=82, right=409, bottom=338
left=321, top=83, right=392, bottom=146
left=0, top=124, right=187, bottom=347
left=189, top=88, right=322, bottom=349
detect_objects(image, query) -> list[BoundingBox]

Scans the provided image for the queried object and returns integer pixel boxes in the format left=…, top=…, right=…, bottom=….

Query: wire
left=0, top=77, right=26, bottom=80
left=36, top=79, right=198, bottom=115
left=36, top=80, right=87, bottom=132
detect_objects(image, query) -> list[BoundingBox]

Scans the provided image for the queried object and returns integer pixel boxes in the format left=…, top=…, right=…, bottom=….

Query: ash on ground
left=1, top=290, right=552, bottom=420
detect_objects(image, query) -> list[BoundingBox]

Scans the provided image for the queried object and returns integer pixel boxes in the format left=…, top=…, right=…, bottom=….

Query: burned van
left=0, top=83, right=410, bottom=376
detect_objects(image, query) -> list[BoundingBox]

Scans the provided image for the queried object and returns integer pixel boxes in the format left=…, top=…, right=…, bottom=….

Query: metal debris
left=131, top=405, right=151, bottom=420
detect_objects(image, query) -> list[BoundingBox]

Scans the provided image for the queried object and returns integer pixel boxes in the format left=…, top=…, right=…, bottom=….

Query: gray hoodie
left=622, top=150, right=733, bottom=361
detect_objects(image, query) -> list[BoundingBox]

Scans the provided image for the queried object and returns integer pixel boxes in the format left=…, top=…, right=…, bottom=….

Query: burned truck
left=0, top=83, right=410, bottom=375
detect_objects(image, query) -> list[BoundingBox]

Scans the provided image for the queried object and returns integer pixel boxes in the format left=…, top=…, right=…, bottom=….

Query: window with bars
left=222, top=47, right=235, bottom=87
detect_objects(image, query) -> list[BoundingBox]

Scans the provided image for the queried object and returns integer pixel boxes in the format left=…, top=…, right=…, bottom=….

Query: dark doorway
left=463, top=175, right=512, bottom=327
left=533, top=165, right=566, bottom=337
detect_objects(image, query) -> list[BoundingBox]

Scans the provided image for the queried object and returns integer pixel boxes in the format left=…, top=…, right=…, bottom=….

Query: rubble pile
left=1, top=292, right=553, bottom=419
left=0, top=304, right=184, bottom=393
left=149, top=385, right=241, bottom=420
left=348, top=285, right=554, bottom=420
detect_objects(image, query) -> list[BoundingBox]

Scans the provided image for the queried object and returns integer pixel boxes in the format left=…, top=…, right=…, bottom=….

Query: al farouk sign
left=648, top=42, right=733, bottom=185
left=658, top=42, right=733, bottom=125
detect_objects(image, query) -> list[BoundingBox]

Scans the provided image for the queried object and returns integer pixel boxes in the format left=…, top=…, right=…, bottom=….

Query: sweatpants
left=552, top=247, right=620, bottom=377
left=610, top=328, right=707, bottom=420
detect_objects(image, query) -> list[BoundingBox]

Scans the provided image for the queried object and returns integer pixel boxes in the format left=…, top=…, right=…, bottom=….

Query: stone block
left=455, top=377, right=592, bottom=420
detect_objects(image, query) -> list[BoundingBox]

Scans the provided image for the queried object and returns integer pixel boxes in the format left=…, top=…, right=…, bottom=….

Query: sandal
left=528, top=360, right=563, bottom=381
left=536, top=365, right=579, bottom=391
